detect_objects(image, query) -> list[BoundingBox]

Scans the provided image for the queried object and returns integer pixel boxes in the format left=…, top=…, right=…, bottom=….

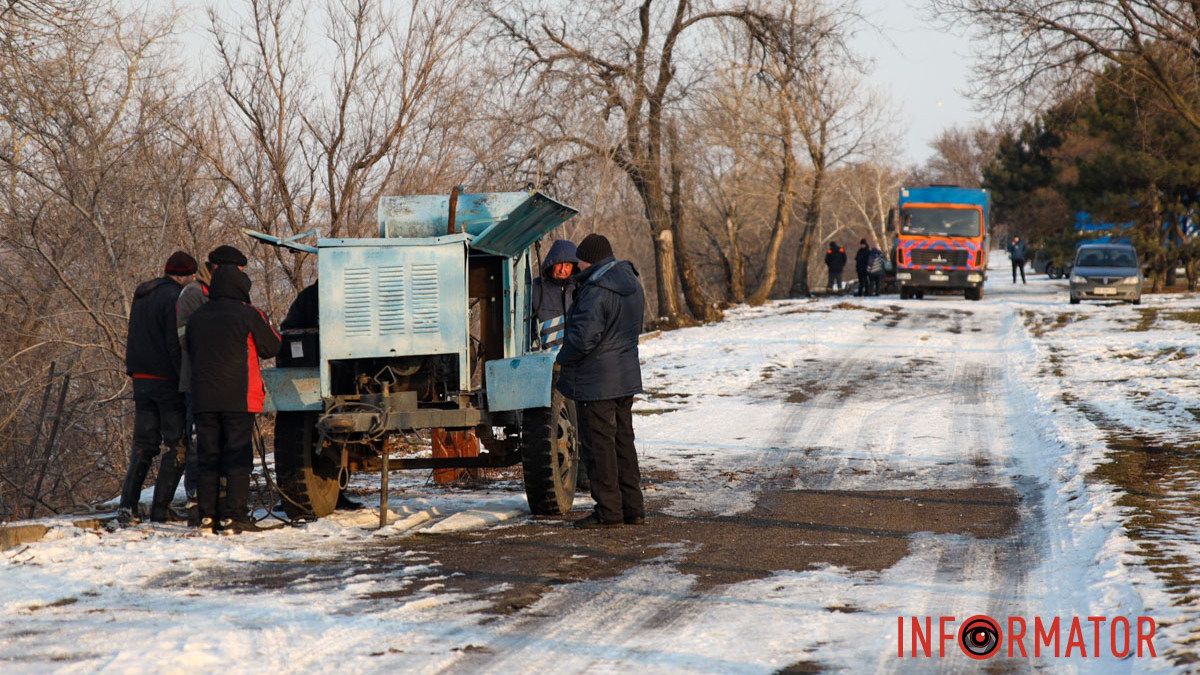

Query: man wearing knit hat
left=555, top=233, right=647, bottom=529
left=117, top=251, right=197, bottom=525
left=171, top=245, right=248, bottom=524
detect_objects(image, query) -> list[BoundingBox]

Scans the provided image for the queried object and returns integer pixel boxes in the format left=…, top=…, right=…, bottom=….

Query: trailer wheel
left=274, top=411, right=340, bottom=519
left=519, top=390, right=578, bottom=515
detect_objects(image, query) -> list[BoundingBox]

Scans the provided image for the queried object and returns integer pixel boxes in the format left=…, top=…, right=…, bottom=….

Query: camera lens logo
left=958, top=615, right=1001, bottom=660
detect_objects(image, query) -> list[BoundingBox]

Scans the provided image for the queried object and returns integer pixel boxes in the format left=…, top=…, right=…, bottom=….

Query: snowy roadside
left=1006, top=285, right=1200, bottom=666
left=0, top=258, right=1196, bottom=673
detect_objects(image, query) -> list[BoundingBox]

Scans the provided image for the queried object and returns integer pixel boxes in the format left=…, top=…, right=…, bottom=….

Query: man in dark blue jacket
left=119, top=251, right=197, bottom=525
left=1007, top=235, right=1028, bottom=284
left=555, top=233, right=646, bottom=529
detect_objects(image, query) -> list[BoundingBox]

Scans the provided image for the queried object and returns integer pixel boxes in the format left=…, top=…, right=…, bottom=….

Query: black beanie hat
left=576, top=233, right=614, bottom=265
left=164, top=251, right=198, bottom=276
left=208, top=245, right=248, bottom=267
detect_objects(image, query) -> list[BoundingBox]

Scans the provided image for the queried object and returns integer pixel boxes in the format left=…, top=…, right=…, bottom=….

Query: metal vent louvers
left=343, top=268, right=373, bottom=336
left=411, top=263, right=440, bottom=334
left=377, top=265, right=406, bottom=335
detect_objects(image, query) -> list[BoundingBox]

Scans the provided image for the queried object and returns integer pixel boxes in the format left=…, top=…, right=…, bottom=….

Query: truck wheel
left=965, top=287, right=983, bottom=301
left=274, top=411, right=340, bottom=519
left=1069, top=296, right=1080, bottom=305
left=519, top=390, right=578, bottom=515
left=900, top=287, right=911, bottom=300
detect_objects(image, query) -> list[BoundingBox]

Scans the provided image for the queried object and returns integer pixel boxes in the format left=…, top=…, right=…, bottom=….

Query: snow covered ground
left=3, top=255, right=1198, bottom=673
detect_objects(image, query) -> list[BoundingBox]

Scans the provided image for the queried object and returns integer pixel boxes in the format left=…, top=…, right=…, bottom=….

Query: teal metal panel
left=470, top=193, right=577, bottom=257
left=317, top=237, right=470, bottom=396
left=262, top=367, right=322, bottom=412
left=485, top=351, right=556, bottom=412
left=377, top=191, right=577, bottom=258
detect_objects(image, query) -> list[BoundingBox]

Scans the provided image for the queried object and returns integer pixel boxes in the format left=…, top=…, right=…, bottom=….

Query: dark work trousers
left=867, top=273, right=883, bottom=296
left=1012, top=259, right=1027, bottom=284
left=577, top=396, right=644, bottom=523
left=120, top=379, right=187, bottom=515
left=856, top=271, right=868, bottom=296
left=182, top=393, right=198, bottom=500
left=827, top=268, right=843, bottom=291
left=194, top=411, right=255, bottom=522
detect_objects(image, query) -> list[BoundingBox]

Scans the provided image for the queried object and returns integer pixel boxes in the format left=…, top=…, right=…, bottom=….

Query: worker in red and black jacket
left=119, top=251, right=197, bottom=525
left=186, top=264, right=281, bottom=534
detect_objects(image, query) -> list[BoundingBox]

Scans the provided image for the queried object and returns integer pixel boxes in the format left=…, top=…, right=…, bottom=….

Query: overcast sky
left=851, top=0, right=985, bottom=164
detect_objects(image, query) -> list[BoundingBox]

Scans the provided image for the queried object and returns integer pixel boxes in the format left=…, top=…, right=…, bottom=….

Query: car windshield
left=1075, top=248, right=1137, bottom=268
left=900, top=208, right=981, bottom=237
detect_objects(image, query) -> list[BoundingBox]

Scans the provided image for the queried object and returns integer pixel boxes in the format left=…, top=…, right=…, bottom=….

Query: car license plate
left=1093, top=287, right=1117, bottom=296
left=930, top=273, right=948, bottom=282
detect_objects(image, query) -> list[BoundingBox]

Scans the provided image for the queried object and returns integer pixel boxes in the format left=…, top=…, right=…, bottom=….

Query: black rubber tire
left=274, top=411, right=340, bottom=519
left=1131, top=298, right=1141, bottom=305
left=519, top=390, right=578, bottom=515
left=965, top=287, right=983, bottom=301
left=900, top=287, right=911, bottom=300
left=1069, top=297, right=1081, bottom=305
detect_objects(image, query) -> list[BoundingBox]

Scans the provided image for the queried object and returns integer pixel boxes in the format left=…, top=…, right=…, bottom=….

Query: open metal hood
left=377, top=190, right=577, bottom=257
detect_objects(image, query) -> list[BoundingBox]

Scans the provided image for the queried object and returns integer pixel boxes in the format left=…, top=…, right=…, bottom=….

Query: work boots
left=149, top=442, right=187, bottom=523
left=118, top=449, right=154, bottom=516
left=217, top=518, right=265, bottom=535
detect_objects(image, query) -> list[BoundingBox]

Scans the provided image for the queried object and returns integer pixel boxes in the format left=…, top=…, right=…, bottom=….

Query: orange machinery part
left=430, top=428, right=481, bottom=484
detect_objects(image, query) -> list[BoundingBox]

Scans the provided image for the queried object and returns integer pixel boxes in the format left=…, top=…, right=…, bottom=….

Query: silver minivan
left=1069, top=244, right=1142, bottom=304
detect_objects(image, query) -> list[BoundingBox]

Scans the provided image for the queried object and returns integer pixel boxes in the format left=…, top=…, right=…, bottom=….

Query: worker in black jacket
left=277, top=281, right=364, bottom=512
left=118, top=251, right=197, bottom=525
left=555, top=233, right=646, bottom=529
left=187, top=265, right=281, bottom=534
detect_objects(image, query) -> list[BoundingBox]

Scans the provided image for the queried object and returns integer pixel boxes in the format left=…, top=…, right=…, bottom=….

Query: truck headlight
left=966, top=274, right=982, bottom=283
left=1070, top=275, right=1086, bottom=284
left=1119, top=276, right=1139, bottom=285
left=897, top=272, right=912, bottom=280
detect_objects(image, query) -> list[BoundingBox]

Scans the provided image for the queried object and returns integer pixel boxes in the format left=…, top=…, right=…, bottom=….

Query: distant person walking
left=854, top=239, right=870, bottom=297
left=866, top=246, right=886, bottom=296
left=1007, top=236, right=1028, bottom=284
left=187, top=265, right=280, bottom=534
left=556, top=233, right=646, bottom=529
left=825, top=242, right=847, bottom=292
left=118, top=251, right=197, bottom=525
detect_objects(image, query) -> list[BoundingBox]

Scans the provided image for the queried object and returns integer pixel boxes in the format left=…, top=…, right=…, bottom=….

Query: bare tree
left=930, top=0, right=1200, bottom=133
left=484, top=1, right=821, bottom=324
left=920, top=124, right=1001, bottom=187
left=194, top=0, right=471, bottom=292
left=0, top=3, right=212, bottom=517
left=833, top=157, right=905, bottom=253
left=756, top=13, right=881, bottom=297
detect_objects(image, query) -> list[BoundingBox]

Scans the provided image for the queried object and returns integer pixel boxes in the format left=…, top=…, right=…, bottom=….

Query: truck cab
left=890, top=185, right=990, bottom=301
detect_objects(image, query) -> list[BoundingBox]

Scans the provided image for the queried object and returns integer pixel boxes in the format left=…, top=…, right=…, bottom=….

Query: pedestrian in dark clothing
left=174, top=260, right=211, bottom=520
left=854, top=239, right=870, bottom=296
left=276, top=281, right=364, bottom=512
left=187, top=266, right=280, bottom=534
left=556, top=233, right=646, bottom=529
left=866, top=246, right=886, bottom=296
left=118, top=251, right=197, bottom=524
left=1007, top=236, right=1028, bottom=284
left=531, top=239, right=579, bottom=349
left=825, top=242, right=847, bottom=292
left=174, top=246, right=249, bottom=523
